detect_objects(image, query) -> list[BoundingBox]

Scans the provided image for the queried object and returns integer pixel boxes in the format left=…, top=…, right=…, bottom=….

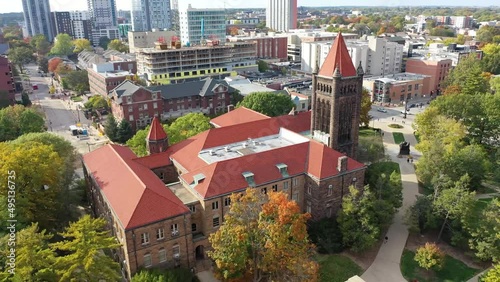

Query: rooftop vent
left=209, top=150, right=215, bottom=156
left=224, top=146, right=230, bottom=152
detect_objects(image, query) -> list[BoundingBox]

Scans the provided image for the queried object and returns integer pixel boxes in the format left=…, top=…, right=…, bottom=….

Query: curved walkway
left=361, top=119, right=421, bottom=282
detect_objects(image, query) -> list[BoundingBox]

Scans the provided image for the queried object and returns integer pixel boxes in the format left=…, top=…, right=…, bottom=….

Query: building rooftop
left=210, top=106, right=270, bottom=128
left=199, top=128, right=310, bottom=164
left=364, top=72, right=431, bottom=83
left=167, top=182, right=199, bottom=205
left=101, top=70, right=132, bottom=77
left=319, top=33, right=357, bottom=77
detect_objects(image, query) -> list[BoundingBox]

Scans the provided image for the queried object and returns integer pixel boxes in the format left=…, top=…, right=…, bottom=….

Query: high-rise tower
left=87, top=0, right=117, bottom=29
left=310, top=33, right=364, bottom=158
left=266, top=0, right=297, bottom=32
left=22, top=0, right=54, bottom=41
left=131, top=0, right=172, bottom=32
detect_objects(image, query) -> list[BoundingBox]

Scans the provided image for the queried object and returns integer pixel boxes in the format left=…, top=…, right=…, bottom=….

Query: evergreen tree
left=117, top=119, right=134, bottom=143
left=104, top=114, right=118, bottom=141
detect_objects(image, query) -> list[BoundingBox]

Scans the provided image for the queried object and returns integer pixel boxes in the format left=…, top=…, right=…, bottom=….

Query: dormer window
left=276, top=163, right=289, bottom=177
left=242, top=172, right=255, bottom=187
left=192, top=173, right=205, bottom=185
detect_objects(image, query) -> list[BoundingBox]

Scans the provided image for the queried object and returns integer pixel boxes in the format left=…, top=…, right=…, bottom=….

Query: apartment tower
left=131, top=0, right=172, bottom=32
left=266, top=0, right=298, bottom=32
left=22, top=0, right=54, bottom=41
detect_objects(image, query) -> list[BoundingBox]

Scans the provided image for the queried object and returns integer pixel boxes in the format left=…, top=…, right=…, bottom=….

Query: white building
left=301, top=37, right=403, bottom=76
left=69, top=11, right=91, bottom=39
left=179, top=5, right=226, bottom=46
left=266, top=0, right=297, bottom=32
left=128, top=30, right=177, bottom=53
left=131, top=0, right=171, bottom=32
left=91, top=27, right=120, bottom=46
left=88, top=0, right=117, bottom=29
left=22, top=0, right=54, bottom=41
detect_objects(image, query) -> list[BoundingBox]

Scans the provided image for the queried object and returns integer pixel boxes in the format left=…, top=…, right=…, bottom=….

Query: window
left=213, top=216, right=220, bottom=227
left=415, top=84, right=419, bottom=90
left=128, top=106, right=133, bottom=113
left=292, top=193, right=299, bottom=202
left=144, top=253, right=152, bottom=267
left=242, top=172, right=255, bottom=186
left=293, top=178, right=299, bottom=187
left=159, top=249, right=166, bottom=263
left=327, top=207, right=332, bottom=218
left=156, top=228, right=164, bottom=240
left=189, top=205, right=196, bottom=213
left=224, top=197, right=231, bottom=206
left=408, top=85, right=412, bottom=91
left=171, top=224, right=179, bottom=236
left=159, top=172, right=164, bottom=180
left=191, top=223, right=197, bottom=232
left=153, top=102, right=157, bottom=109
left=307, top=185, right=312, bottom=195
left=141, top=233, right=149, bottom=244
left=306, top=201, right=312, bottom=214
left=283, top=181, right=289, bottom=190
left=143, top=104, right=148, bottom=110
left=127, top=97, right=132, bottom=103
left=152, top=93, right=157, bottom=99
left=272, top=184, right=278, bottom=192
left=173, top=244, right=180, bottom=258
left=261, top=187, right=267, bottom=194
left=129, top=115, right=134, bottom=121
left=212, top=201, right=219, bottom=210
left=328, top=185, right=333, bottom=196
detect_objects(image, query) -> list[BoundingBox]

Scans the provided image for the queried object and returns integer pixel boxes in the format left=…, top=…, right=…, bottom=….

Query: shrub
left=388, top=124, right=404, bottom=129
left=414, top=242, right=445, bottom=270
left=308, top=217, right=344, bottom=254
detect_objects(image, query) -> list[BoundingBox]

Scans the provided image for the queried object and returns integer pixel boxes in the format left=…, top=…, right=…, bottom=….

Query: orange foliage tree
left=48, top=58, right=63, bottom=73
left=208, top=188, right=319, bottom=282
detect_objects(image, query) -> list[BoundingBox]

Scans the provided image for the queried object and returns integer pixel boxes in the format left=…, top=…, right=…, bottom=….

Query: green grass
left=316, top=254, right=362, bottom=282
left=388, top=123, right=404, bottom=128
left=393, top=132, right=405, bottom=144
left=359, top=127, right=380, bottom=137
left=357, top=127, right=385, bottom=163
left=70, top=96, right=83, bottom=102
left=401, top=249, right=479, bottom=282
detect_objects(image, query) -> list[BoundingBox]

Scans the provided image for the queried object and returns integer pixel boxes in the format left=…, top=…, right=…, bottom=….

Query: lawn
left=359, top=127, right=381, bottom=137
left=393, top=132, right=405, bottom=144
left=71, top=96, right=83, bottom=102
left=401, top=249, right=479, bottom=282
left=358, top=127, right=385, bottom=163
left=316, top=254, right=362, bottom=282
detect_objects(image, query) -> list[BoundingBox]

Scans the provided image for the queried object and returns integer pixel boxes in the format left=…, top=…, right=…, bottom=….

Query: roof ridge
left=110, top=145, right=147, bottom=191
left=239, top=106, right=270, bottom=118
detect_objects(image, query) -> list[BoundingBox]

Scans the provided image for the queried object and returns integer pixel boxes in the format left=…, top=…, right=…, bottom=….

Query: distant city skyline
left=3, top=0, right=499, bottom=14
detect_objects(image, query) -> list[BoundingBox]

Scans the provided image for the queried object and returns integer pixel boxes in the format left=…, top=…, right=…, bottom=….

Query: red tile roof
left=307, top=141, right=365, bottom=179
left=318, top=33, right=357, bottom=77
left=147, top=116, right=168, bottom=141
left=83, top=145, right=189, bottom=230
left=210, top=107, right=270, bottom=128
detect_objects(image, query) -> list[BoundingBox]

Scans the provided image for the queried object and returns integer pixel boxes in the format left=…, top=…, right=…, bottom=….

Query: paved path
left=361, top=118, right=421, bottom=282
left=197, top=271, right=220, bottom=282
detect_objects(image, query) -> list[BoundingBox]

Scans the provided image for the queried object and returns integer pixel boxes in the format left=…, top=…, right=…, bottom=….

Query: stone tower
left=146, top=117, right=169, bottom=155
left=310, top=33, right=364, bottom=158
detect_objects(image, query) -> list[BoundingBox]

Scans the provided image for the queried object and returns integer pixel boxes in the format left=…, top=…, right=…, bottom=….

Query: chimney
left=337, top=156, right=348, bottom=173
left=227, top=104, right=235, bottom=112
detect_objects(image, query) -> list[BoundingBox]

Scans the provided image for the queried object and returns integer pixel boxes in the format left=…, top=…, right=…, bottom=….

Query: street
left=22, top=64, right=108, bottom=155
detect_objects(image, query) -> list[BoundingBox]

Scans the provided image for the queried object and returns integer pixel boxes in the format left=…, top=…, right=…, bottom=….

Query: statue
left=399, top=141, right=410, bottom=156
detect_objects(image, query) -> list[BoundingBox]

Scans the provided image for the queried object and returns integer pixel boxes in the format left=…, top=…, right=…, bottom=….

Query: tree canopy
left=237, top=92, right=295, bottom=117
left=104, top=114, right=119, bottom=142
left=8, top=46, right=34, bottom=71
left=208, top=188, right=318, bottom=281
left=48, top=57, right=63, bottom=73
left=30, top=34, right=51, bottom=55
left=0, top=105, right=46, bottom=142
left=360, top=88, right=373, bottom=126
left=72, top=38, right=92, bottom=53
left=443, top=54, right=489, bottom=95
left=167, top=113, right=211, bottom=144
left=50, top=33, right=74, bottom=56
left=117, top=119, right=134, bottom=143
left=107, top=39, right=129, bottom=53
left=61, top=70, right=90, bottom=94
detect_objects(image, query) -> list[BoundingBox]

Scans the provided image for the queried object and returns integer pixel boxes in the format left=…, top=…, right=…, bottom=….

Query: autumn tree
left=8, top=46, right=34, bottom=73
left=0, top=141, right=64, bottom=232
left=51, top=215, right=121, bottom=281
left=0, top=223, right=58, bottom=281
left=414, top=243, right=445, bottom=270
left=482, top=264, right=500, bottom=282
left=107, top=39, right=129, bottom=53
left=50, top=33, right=74, bottom=56
left=166, top=112, right=211, bottom=144
left=73, top=38, right=92, bottom=53
left=48, top=57, right=63, bottom=73
left=237, top=92, right=295, bottom=117
left=338, top=185, right=380, bottom=252
left=208, top=188, right=318, bottom=282
left=360, top=88, right=373, bottom=126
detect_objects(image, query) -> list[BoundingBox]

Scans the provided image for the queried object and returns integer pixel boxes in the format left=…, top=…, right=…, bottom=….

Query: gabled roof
left=148, top=78, right=230, bottom=100
left=210, top=107, right=270, bottom=128
left=307, top=141, right=365, bottom=179
left=147, top=116, right=167, bottom=141
left=112, top=80, right=143, bottom=98
left=83, top=145, right=189, bottom=230
left=318, top=32, right=357, bottom=77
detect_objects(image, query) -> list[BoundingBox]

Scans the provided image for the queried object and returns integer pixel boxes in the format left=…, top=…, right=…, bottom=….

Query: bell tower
left=310, top=33, right=364, bottom=158
left=146, top=117, right=169, bottom=155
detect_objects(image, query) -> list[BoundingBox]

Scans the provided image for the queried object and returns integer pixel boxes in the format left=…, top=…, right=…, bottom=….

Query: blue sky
left=2, top=0, right=498, bottom=13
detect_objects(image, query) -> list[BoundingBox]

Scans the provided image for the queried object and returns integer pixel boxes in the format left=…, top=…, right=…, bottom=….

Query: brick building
left=363, top=73, right=432, bottom=103
left=108, top=78, right=231, bottom=130
left=228, top=35, right=288, bottom=60
left=88, top=61, right=137, bottom=96
left=405, top=56, right=452, bottom=94
left=0, top=56, right=16, bottom=105
left=82, top=33, right=367, bottom=280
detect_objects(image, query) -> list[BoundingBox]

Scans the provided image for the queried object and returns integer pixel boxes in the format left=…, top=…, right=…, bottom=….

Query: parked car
left=377, top=107, right=387, bottom=113
left=408, top=103, right=416, bottom=108
left=32, top=84, right=38, bottom=90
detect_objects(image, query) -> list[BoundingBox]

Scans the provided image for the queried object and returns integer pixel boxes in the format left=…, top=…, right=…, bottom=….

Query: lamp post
left=403, top=95, right=409, bottom=119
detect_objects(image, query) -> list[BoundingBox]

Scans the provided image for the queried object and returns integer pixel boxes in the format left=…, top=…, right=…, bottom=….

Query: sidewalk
left=361, top=118, right=421, bottom=282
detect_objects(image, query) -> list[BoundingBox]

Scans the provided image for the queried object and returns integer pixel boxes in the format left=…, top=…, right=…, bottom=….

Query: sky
left=2, top=0, right=498, bottom=14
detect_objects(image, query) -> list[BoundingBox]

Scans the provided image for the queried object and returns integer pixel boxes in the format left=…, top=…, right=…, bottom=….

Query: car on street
left=32, top=84, right=38, bottom=90
left=408, top=103, right=416, bottom=108
left=377, top=107, right=387, bottom=113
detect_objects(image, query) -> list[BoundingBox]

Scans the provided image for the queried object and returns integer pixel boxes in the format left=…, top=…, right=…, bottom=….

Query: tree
left=8, top=46, right=34, bottom=73
left=72, top=38, right=92, bottom=53
left=257, top=60, right=269, bottom=72
left=237, top=92, right=295, bottom=117
left=166, top=113, right=211, bottom=144
left=0, top=105, right=46, bottom=142
left=404, top=196, right=437, bottom=234
left=482, top=264, right=500, bottom=282
left=62, top=70, right=90, bottom=94
left=338, top=185, right=380, bottom=252
left=21, top=92, right=31, bottom=106
left=229, top=26, right=240, bottom=36
left=126, top=125, right=152, bottom=157
left=481, top=43, right=500, bottom=75
left=443, top=54, right=489, bottom=95
left=208, top=188, right=318, bottom=281
left=48, top=57, right=63, bottom=73
left=104, top=114, right=118, bottom=141
left=433, top=175, right=476, bottom=241
left=446, top=144, right=490, bottom=190
left=132, top=268, right=199, bottom=282
left=0, top=141, right=64, bottom=232
left=107, top=39, right=129, bottom=53
left=99, top=37, right=111, bottom=50
left=476, top=26, right=498, bottom=44
left=84, top=95, right=108, bottom=110
left=308, top=217, right=343, bottom=254
left=117, top=119, right=134, bottom=143
left=50, top=215, right=121, bottom=281
left=360, top=88, right=372, bottom=126
left=30, top=34, right=51, bottom=55
left=414, top=243, right=445, bottom=270
left=37, top=56, right=49, bottom=73
left=467, top=198, right=500, bottom=262
left=0, top=223, right=58, bottom=281
left=50, top=33, right=74, bottom=56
